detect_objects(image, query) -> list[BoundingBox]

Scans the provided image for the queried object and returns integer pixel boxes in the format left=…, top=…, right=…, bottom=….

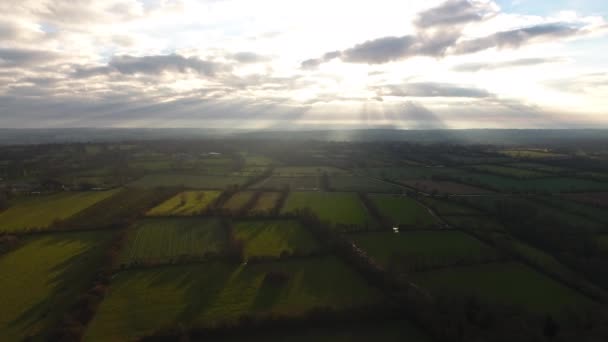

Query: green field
left=369, top=194, right=439, bottom=228
left=356, top=166, right=467, bottom=181
left=413, top=262, right=590, bottom=314
left=251, top=176, right=319, bottom=190
left=84, top=257, right=382, bottom=341
left=500, top=149, right=567, bottom=159
left=0, top=190, right=119, bottom=232
left=118, top=218, right=227, bottom=265
left=234, top=220, right=320, bottom=259
left=468, top=164, right=549, bottom=178
left=130, top=174, right=248, bottom=189
left=223, top=191, right=255, bottom=212
left=282, top=192, right=373, bottom=227
left=454, top=173, right=608, bottom=193
left=597, top=235, right=608, bottom=253
left=329, top=176, right=401, bottom=193
left=443, top=215, right=505, bottom=231
left=147, top=191, right=221, bottom=216
left=273, top=166, right=347, bottom=176
left=352, top=231, right=499, bottom=271
left=251, top=192, right=281, bottom=213
left=418, top=197, right=482, bottom=216
left=0, top=231, right=113, bottom=341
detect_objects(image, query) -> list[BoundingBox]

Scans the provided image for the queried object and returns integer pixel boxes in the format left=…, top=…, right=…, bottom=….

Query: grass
left=352, top=231, right=499, bottom=271
left=369, top=194, right=439, bottom=228
left=118, top=218, right=227, bottom=265
left=597, top=235, right=608, bottom=253
left=443, top=215, right=505, bottom=231
left=413, top=262, right=590, bottom=314
left=234, top=220, right=320, bottom=259
left=282, top=192, right=373, bottom=227
left=251, top=192, right=281, bottom=213
left=251, top=176, right=319, bottom=191
left=146, top=191, right=221, bottom=216
left=84, top=257, right=383, bottom=341
left=500, top=149, right=567, bottom=159
left=454, top=173, right=608, bottom=193
left=418, top=197, right=482, bottom=216
left=0, top=190, right=119, bottom=232
left=222, top=191, right=255, bottom=212
left=0, top=231, right=113, bottom=341
left=356, top=166, right=467, bottom=181
left=329, top=176, right=401, bottom=193
left=401, top=180, right=491, bottom=194
left=130, top=174, right=248, bottom=189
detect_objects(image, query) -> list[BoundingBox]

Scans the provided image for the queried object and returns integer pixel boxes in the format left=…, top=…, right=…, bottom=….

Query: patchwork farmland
left=1, top=138, right=607, bottom=342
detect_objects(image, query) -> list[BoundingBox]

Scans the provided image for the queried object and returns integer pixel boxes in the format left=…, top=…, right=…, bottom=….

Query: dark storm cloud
left=378, top=82, right=492, bottom=98
left=0, top=48, right=58, bottom=67
left=229, top=52, right=270, bottom=63
left=109, top=54, right=228, bottom=76
left=453, top=23, right=581, bottom=54
left=414, top=0, right=496, bottom=28
left=453, top=57, right=567, bottom=72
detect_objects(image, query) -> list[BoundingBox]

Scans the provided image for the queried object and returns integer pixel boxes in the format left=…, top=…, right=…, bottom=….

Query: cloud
left=452, top=23, right=582, bottom=54
left=300, top=51, right=341, bottom=69
left=0, top=47, right=58, bottom=67
left=452, top=57, right=568, bottom=71
left=109, top=54, right=227, bottom=76
left=229, top=52, right=271, bottom=64
left=377, top=82, right=493, bottom=98
left=414, top=0, right=497, bottom=28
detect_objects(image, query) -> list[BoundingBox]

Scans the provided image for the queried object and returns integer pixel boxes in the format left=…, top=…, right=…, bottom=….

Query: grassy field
left=369, top=194, right=439, bottom=228
left=219, top=320, right=430, bottom=342
left=282, top=192, right=373, bottom=227
left=443, top=215, right=505, bottom=231
left=251, top=176, right=319, bottom=191
left=597, top=235, right=608, bottom=253
left=413, top=262, right=590, bottom=314
left=147, top=191, right=221, bottom=216
left=356, top=166, right=467, bottom=181
left=222, top=191, right=255, bottom=212
left=250, top=192, right=281, bottom=213
left=500, top=149, right=567, bottom=159
left=118, top=218, right=226, bottom=265
left=84, top=257, right=383, bottom=341
left=273, top=166, right=347, bottom=176
left=0, top=231, right=113, bottom=341
left=352, top=231, right=499, bottom=271
left=329, top=176, right=401, bottom=193
left=130, top=174, right=248, bottom=189
left=418, top=197, right=483, bottom=216
left=234, top=220, right=320, bottom=259
left=467, top=164, right=549, bottom=178
left=563, top=192, right=608, bottom=208
left=401, top=180, right=491, bottom=194
left=454, top=173, right=608, bottom=193
left=0, top=190, right=119, bottom=232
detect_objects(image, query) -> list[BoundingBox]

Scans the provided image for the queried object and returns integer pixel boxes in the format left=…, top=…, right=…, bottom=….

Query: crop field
left=84, top=257, right=382, bottom=341
left=352, top=231, right=499, bottom=271
left=451, top=173, right=608, bottom=193
left=413, top=262, right=590, bottom=314
left=329, top=175, right=401, bottom=193
left=147, top=190, right=221, bottom=216
left=222, top=191, right=255, bottom=212
left=467, top=164, right=549, bottom=178
left=282, top=192, right=374, bottom=227
left=234, top=220, right=320, bottom=259
left=500, top=149, right=567, bottom=159
left=443, top=215, right=506, bottom=231
left=563, top=192, right=608, bottom=208
left=369, top=194, right=439, bottom=228
left=356, top=166, right=467, bottom=181
left=128, top=159, right=173, bottom=171
left=418, top=197, right=483, bottom=216
left=130, top=174, right=248, bottom=189
left=250, top=192, right=281, bottom=213
left=273, top=166, right=347, bottom=176
left=118, top=218, right=226, bottom=265
left=219, top=320, right=430, bottom=342
left=0, top=231, right=113, bottom=341
left=251, top=175, right=319, bottom=191
left=0, top=190, right=119, bottom=232
left=400, top=179, right=492, bottom=194
left=64, top=188, right=175, bottom=229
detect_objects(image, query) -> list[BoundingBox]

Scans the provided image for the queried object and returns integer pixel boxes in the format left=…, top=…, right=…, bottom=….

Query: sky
left=0, top=0, right=607, bottom=129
